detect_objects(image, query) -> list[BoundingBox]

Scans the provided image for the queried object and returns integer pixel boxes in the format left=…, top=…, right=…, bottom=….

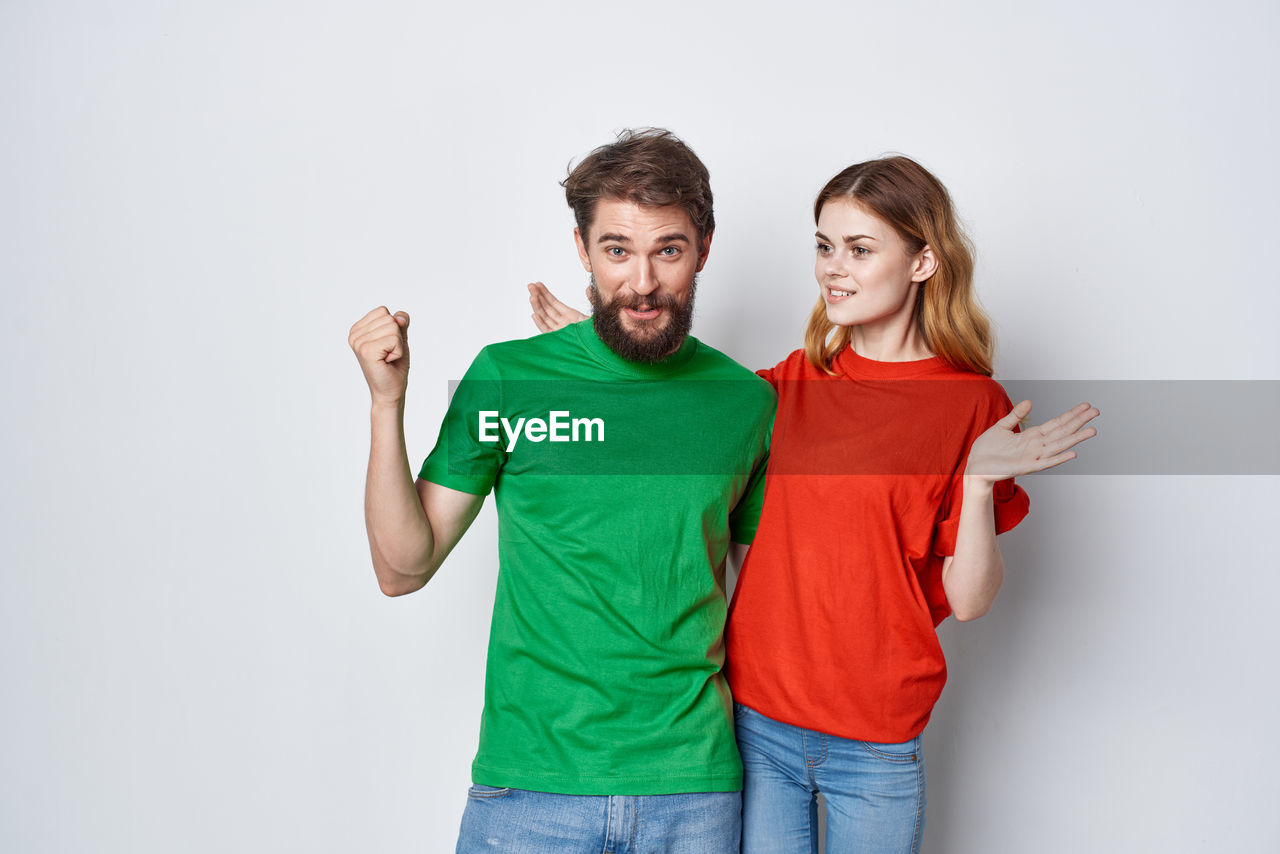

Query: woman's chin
left=825, top=305, right=859, bottom=327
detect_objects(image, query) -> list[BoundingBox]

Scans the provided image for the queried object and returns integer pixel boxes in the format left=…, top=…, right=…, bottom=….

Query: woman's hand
left=528, top=281, right=588, bottom=333
left=965, top=400, right=1099, bottom=483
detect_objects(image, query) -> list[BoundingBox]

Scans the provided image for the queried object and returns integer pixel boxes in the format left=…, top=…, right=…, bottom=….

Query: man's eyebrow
left=815, top=230, right=878, bottom=243
left=595, top=232, right=691, bottom=245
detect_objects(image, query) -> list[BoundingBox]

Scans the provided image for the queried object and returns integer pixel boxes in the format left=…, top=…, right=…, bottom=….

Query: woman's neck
left=848, top=318, right=933, bottom=363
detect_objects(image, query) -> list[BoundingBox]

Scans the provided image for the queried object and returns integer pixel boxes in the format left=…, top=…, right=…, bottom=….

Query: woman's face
left=814, top=199, right=935, bottom=329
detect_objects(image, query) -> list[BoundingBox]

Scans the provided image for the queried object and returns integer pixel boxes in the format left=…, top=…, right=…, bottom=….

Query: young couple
left=351, top=128, right=1096, bottom=853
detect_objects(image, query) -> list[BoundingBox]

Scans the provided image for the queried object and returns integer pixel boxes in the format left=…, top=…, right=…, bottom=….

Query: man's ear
left=694, top=231, right=714, bottom=273
left=574, top=227, right=592, bottom=273
left=911, top=244, right=938, bottom=282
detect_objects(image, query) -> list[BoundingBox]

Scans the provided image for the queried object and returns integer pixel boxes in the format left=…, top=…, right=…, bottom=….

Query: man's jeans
left=735, top=703, right=926, bottom=854
left=456, top=786, right=740, bottom=853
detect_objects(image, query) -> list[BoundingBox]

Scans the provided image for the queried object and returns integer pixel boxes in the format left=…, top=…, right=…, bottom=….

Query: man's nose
left=632, top=259, right=658, bottom=295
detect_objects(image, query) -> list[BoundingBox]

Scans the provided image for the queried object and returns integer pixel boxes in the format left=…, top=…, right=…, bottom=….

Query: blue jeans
left=735, top=703, right=926, bottom=854
left=456, top=785, right=741, bottom=853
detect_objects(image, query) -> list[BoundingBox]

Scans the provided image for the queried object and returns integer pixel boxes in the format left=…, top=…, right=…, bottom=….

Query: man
left=348, top=129, right=774, bottom=852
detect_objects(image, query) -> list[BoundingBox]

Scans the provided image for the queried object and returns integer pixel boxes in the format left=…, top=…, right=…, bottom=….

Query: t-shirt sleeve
left=729, top=419, right=773, bottom=545
left=755, top=365, right=778, bottom=390
left=932, top=385, right=1031, bottom=557
left=417, top=348, right=506, bottom=496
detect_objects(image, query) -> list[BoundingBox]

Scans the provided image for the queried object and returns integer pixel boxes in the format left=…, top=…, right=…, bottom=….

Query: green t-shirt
left=419, top=320, right=774, bottom=795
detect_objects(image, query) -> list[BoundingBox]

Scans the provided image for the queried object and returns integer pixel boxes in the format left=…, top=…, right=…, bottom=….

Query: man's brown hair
left=563, top=128, right=714, bottom=244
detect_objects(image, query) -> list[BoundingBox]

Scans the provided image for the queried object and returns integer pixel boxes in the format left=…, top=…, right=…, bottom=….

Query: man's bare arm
left=351, top=306, right=485, bottom=596
left=364, top=399, right=483, bottom=595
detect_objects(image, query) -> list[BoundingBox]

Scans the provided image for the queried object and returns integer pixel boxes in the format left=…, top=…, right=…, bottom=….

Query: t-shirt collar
left=834, top=345, right=949, bottom=379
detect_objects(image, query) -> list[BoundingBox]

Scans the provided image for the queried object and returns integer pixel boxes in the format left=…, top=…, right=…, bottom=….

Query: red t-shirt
left=725, top=346, right=1030, bottom=742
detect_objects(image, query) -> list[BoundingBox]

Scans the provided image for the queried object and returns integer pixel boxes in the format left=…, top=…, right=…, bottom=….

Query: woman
left=529, top=155, right=1097, bottom=853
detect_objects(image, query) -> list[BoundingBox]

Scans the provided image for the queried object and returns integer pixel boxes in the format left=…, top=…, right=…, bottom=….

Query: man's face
left=575, top=199, right=712, bottom=362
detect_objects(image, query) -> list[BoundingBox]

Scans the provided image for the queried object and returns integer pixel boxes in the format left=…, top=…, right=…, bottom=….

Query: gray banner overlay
left=442, top=380, right=1280, bottom=475
left=999, top=380, right=1279, bottom=475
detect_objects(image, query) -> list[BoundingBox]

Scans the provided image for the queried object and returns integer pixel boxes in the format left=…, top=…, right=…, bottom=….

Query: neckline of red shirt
left=833, top=346, right=951, bottom=379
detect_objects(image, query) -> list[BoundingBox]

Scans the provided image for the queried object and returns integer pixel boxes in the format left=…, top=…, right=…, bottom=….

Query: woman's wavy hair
left=804, top=156, right=994, bottom=376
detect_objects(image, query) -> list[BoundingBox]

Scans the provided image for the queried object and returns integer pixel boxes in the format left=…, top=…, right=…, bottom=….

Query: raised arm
left=528, top=281, right=588, bottom=333
left=942, top=400, right=1099, bottom=620
left=350, top=306, right=485, bottom=596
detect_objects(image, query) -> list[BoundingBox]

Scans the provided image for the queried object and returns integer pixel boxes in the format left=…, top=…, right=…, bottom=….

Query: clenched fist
left=349, top=306, right=411, bottom=405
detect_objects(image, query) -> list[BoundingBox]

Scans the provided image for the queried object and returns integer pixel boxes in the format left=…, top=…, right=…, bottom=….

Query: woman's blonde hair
left=804, top=156, right=994, bottom=376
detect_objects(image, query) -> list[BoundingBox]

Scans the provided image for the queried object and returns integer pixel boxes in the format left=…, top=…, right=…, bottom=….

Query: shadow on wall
left=921, top=517, right=1100, bottom=853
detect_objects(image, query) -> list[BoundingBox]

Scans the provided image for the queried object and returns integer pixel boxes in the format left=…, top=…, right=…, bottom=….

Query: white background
left=3, top=1, right=1278, bottom=851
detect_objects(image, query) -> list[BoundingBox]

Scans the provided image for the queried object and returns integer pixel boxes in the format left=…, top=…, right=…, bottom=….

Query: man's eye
left=607, top=247, right=626, bottom=257
left=660, top=246, right=679, bottom=256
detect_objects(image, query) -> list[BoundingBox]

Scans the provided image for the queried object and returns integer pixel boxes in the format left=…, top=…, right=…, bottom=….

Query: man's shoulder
left=684, top=337, right=772, bottom=384
left=469, top=324, right=584, bottom=377
left=680, top=338, right=776, bottom=417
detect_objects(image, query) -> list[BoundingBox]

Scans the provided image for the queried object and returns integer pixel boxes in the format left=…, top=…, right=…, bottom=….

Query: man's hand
left=528, top=282, right=588, bottom=333
left=965, top=400, right=1100, bottom=483
left=349, top=306, right=411, bottom=405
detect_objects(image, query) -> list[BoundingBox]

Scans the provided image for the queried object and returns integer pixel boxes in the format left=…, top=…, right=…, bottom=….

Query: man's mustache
left=609, top=292, right=682, bottom=311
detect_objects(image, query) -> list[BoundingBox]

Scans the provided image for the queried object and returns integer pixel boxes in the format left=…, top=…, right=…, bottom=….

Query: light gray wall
left=2, top=1, right=1277, bottom=851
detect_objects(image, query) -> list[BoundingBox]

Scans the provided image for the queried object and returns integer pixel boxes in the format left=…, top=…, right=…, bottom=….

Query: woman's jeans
left=735, top=703, right=926, bottom=854
left=456, top=786, right=740, bottom=853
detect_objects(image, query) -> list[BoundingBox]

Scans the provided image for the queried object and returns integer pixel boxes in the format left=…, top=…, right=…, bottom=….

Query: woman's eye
left=852, top=246, right=869, bottom=257
left=816, top=243, right=831, bottom=255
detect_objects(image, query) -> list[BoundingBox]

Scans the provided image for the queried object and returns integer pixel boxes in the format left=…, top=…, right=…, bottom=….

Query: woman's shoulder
left=930, top=366, right=1017, bottom=421
left=759, top=348, right=823, bottom=383
left=949, top=367, right=1011, bottom=397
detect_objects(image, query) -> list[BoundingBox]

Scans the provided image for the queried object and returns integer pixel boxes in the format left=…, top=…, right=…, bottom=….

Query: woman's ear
left=912, top=245, right=938, bottom=282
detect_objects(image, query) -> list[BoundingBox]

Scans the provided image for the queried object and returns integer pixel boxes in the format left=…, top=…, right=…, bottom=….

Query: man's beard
left=588, top=275, right=697, bottom=364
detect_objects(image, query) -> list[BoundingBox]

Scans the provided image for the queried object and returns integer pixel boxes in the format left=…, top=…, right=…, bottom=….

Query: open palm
left=528, top=281, right=588, bottom=333
left=966, top=400, right=1099, bottom=483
